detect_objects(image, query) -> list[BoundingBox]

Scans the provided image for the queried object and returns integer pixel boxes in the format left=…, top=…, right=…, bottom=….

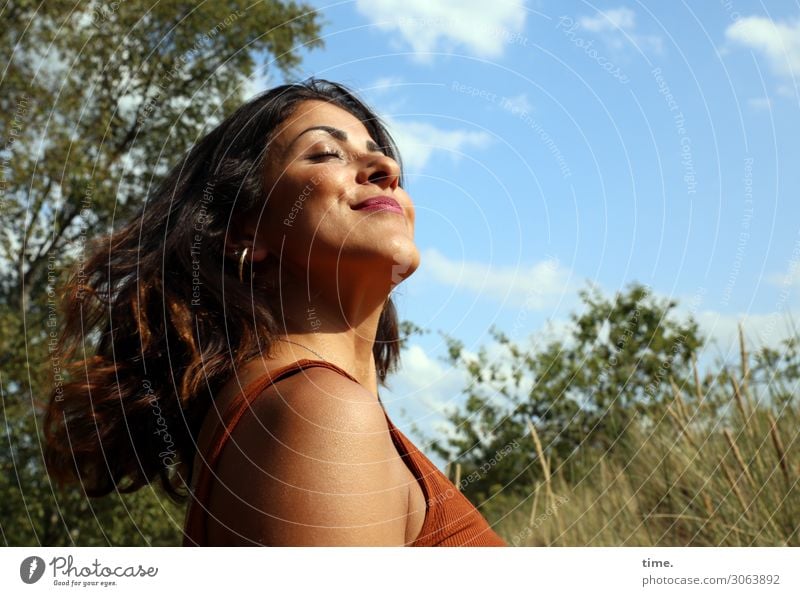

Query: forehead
left=273, top=100, right=373, bottom=153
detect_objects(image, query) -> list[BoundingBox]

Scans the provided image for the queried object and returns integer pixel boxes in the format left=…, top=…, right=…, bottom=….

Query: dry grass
left=493, top=325, right=800, bottom=546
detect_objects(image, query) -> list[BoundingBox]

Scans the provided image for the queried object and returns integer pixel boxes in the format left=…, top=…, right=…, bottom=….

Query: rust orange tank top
left=182, top=359, right=507, bottom=547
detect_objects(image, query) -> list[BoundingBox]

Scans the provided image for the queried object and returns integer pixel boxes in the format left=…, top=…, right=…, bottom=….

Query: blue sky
left=246, top=1, right=800, bottom=456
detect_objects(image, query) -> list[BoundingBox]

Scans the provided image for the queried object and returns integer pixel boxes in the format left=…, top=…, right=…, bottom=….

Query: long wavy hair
left=43, top=78, right=405, bottom=502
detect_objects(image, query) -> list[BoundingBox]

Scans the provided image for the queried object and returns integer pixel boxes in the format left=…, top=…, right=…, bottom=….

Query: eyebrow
left=285, top=125, right=384, bottom=155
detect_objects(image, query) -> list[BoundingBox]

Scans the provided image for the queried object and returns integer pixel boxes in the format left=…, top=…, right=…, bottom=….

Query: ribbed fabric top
left=182, top=358, right=507, bottom=547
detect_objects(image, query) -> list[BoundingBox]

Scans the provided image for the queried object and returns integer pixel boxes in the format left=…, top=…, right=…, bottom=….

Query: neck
left=260, top=262, right=391, bottom=396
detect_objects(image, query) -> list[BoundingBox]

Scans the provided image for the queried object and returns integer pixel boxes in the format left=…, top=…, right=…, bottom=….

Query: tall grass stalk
left=493, top=328, right=799, bottom=546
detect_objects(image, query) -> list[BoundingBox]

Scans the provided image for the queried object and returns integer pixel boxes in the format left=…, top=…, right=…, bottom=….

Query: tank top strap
left=240, top=358, right=360, bottom=400
left=183, top=358, right=361, bottom=546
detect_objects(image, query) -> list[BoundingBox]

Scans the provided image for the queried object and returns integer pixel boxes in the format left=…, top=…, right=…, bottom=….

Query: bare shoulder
left=258, top=365, right=390, bottom=433
left=206, top=365, right=411, bottom=546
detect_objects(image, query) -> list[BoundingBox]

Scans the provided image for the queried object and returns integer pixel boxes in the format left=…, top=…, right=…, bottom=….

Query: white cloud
left=577, top=6, right=663, bottom=55
left=354, top=0, right=527, bottom=61
left=766, top=266, right=800, bottom=289
left=655, top=286, right=799, bottom=362
left=579, top=7, right=636, bottom=32
left=388, top=344, right=467, bottom=413
left=499, top=93, right=533, bottom=116
left=420, top=247, right=573, bottom=309
left=726, top=16, right=800, bottom=80
left=693, top=309, right=799, bottom=360
left=384, top=118, right=492, bottom=172
left=747, top=96, right=772, bottom=110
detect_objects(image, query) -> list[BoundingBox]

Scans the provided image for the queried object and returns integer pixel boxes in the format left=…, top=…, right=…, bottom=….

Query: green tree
left=433, top=282, right=706, bottom=505
left=1, top=0, right=322, bottom=545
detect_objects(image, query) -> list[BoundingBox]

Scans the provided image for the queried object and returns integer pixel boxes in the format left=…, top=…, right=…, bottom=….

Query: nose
left=356, top=152, right=401, bottom=191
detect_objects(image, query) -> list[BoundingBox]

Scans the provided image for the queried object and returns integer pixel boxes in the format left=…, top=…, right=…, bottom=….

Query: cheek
left=270, top=190, right=340, bottom=246
left=267, top=174, right=320, bottom=228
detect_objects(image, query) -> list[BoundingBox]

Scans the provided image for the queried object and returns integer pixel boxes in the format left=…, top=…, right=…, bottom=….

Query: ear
left=227, top=219, right=269, bottom=263
left=249, top=244, right=269, bottom=263
left=226, top=242, right=269, bottom=264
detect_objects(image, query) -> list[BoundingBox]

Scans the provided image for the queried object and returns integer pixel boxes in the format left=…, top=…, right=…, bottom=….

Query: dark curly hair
left=43, top=78, right=405, bottom=502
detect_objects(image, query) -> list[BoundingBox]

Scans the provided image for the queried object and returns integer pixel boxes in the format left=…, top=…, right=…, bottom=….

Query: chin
left=386, top=242, right=420, bottom=287
left=338, top=242, right=418, bottom=285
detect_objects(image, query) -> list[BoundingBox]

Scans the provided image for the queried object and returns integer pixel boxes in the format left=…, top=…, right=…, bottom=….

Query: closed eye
left=308, top=150, right=344, bottom=160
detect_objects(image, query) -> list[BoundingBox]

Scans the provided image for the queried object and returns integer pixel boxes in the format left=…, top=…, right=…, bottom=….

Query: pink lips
left=351, top=195, right=403, bottom=214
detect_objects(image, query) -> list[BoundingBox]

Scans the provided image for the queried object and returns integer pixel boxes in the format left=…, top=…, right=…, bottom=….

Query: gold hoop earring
left=238, top=247, right=249, bottom=283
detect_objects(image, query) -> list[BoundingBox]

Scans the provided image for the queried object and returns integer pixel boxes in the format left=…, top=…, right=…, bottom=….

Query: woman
left=44, top=78, right=507, bottom=546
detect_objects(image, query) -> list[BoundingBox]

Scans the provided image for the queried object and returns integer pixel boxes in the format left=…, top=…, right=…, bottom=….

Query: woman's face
left=252, top=99, right=419, bottom=289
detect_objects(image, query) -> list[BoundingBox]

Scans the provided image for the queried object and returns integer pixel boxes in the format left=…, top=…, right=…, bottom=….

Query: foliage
left=433, top=282, right=705, bottom=503
left=1, top=0, right=323, bottom=546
